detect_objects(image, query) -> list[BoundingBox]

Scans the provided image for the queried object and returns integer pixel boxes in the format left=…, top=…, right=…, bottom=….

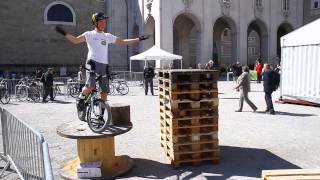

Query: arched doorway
left=277, top=23, right=293, bottom=58
left=213, top=16, right=237, bottom=69
left=247, top=19, right=268, bottom=66
left=173, top=13, right=201, bottom=69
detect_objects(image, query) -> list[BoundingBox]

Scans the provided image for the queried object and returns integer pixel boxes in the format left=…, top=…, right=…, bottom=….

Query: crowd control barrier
left=0, top=107, right=53, bottom=180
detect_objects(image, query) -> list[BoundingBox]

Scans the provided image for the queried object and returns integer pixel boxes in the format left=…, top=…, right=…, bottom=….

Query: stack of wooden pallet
left=158, top=69, right=220, bottom=167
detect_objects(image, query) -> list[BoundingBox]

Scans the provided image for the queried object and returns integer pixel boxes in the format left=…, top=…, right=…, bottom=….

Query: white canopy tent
left=129, top=45, right=183, bottom=71
left=280, top=19, right=320, bottom=104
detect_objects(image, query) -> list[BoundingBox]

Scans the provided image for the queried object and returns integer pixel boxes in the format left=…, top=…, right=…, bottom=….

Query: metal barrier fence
left=1, top=71, right=144, bottom=96
left=0, top=107, right=53, bottom=180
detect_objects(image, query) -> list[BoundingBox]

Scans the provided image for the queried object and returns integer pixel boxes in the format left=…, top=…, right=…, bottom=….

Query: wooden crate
left=262, top=169, right=320, bottom=180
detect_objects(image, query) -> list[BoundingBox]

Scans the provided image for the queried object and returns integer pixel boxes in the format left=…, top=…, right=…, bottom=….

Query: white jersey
left=82, top=30, right=117, bottom=64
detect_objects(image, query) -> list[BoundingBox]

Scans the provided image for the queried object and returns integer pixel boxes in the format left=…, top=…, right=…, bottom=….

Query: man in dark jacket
left=143, top=64, right=155, bottom=95
left=263, top=64, right=276, bottom=114
left=232, top=61, right=242, bottom=81
left=42, top=68, right=54, bottom=102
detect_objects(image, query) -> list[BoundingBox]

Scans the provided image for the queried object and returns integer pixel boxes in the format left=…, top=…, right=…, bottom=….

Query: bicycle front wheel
left=117, top=82, right=129, bottom=95
left=87, top=99, right=111, bottom=133
left=0, top=89, right=10, bottom=104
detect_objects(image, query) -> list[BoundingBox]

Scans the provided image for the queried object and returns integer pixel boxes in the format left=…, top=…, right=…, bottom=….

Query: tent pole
left=180, top=59, right=182, bottom=69
left=130, top=59, right=132, bottom=72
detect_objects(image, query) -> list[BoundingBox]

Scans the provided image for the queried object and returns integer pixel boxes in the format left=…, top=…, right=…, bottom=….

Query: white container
left=280, top=19, right=320, bottom=104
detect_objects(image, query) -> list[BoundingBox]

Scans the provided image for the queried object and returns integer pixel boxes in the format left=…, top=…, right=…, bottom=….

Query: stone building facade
left=0, top=0, right=142, bottom=76
left=0, top=0, right=306, bottom=76
left=142, top=0, right=304, bottom=69
left=0, top=0, right=105, bottom=76
left=303, top=0, right=320, bottom=24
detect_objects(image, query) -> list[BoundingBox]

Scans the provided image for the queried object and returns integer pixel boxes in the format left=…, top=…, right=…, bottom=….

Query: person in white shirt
left=55, top=12, right=148, bottom=105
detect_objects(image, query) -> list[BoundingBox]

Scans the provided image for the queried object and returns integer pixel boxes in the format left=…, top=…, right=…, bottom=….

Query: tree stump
left=110, top=103, right=131, bottom=126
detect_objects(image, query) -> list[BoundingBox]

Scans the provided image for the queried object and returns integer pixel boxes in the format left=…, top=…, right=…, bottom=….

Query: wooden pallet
left=160, top=106, right=218, bottom=119
left=262, top=169, right=320, bottom=180
left=159, top=88, right=219, bottom=101
left=165, top=140, right=219, bottom=152
left=160, top=98, right=219, bottom=111
left=158, top=69, right=219, bottom=83
left=162, top=117, right=219, bottom=129
left=165, top=132, right=218, bottom=144
left=164, top=125, right=218, bottom=136
left=159, top=79, right=217, bottom=92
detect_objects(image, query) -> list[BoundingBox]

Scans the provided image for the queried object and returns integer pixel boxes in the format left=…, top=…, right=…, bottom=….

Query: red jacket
left=256, top=64, right=263, bottom=74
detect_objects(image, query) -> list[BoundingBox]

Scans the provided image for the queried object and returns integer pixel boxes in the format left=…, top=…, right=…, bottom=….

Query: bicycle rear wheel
left=117, top=82, right=129, bottom=95
left=87, top=99, right=111, bottom=133
left=69, top=85, right=79, bottom=98
left=0, top=89, right=10, bottom=104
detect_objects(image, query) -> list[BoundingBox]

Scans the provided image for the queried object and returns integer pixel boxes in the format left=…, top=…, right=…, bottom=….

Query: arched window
left=255, top=0, right=262, bottom=7
left=44, top=1, right=76, bottom=26
left=283, top=0, right=289, bottom=10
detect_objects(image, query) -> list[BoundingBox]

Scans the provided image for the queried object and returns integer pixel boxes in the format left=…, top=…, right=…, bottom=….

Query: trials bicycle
left=76, top=69, right=112, bottom=133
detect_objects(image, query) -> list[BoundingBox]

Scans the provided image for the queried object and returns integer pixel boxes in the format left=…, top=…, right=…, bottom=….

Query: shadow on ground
left=124, top=146, right=300, bottom=179
left=276, top=111, right=317, bottom=117
left=48, top=100, right=72, bottom=104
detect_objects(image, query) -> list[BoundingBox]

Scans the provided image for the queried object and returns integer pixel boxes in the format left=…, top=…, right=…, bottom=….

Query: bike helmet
left=91, top=12, right=108, bottom=25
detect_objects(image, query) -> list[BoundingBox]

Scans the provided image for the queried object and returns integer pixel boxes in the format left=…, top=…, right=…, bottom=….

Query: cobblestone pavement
left=1, top=81, right=320, bottom=180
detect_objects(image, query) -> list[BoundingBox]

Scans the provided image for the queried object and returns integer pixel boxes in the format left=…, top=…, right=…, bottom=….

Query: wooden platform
left=56, top=120, right=132, bottom=139
left=262, top=169, right=320, bottom=180
left=57, top=120, right=133, bottom=179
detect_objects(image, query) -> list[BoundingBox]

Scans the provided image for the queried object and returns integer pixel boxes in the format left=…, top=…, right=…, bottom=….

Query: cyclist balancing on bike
left=55, top=12, right=149, bottom=118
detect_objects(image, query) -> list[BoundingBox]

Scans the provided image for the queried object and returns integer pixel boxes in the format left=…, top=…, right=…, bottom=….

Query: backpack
left=271, top=70, right=280, bottom=91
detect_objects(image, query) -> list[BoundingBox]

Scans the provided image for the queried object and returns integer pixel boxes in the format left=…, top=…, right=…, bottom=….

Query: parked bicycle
left=67, top=78, right=80, bottom=98
left=109, top=73, right=129, bottom=95
left=0, top=79, right=11, bottom=104
left=15, top=78, right=41, bottom=103
left=76, top=69, right=111, bottom=133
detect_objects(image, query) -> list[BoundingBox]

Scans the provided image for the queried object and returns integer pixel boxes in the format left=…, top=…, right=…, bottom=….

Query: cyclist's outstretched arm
left=66, top=34, right=85, bottom=44
left=115, top=37, right=139, bottom=46
left=55, top=26, right=85, bottom=44
left=115, top=35, right=149, bottom=46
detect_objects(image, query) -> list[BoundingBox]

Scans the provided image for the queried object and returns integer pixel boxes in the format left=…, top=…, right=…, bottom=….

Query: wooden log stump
left=110, top=103, right=131, bottom=126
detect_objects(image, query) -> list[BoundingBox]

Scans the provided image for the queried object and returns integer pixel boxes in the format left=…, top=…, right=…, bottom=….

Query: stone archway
left=277, top=23, right=293, bottom=58
left=213, top=16, right=237, bottom=69
left=173, top=13, right=201, bottom=69
left=247, top=19, right=268, bottom=65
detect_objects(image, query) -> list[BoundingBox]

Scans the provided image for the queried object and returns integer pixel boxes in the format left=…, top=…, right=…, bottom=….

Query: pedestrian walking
left=263, top=64, right=279, bottom=115
left=77, top=65, right=86, bottom=93
left=143, top=64, right=155, bottom=95
left=255, top=59, right=263, bottom=83
left=54, top=12, right=148, bottom=117
left=234, top=66, right=257, bottom=112
left=41, top=68, right=54, bottom=102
